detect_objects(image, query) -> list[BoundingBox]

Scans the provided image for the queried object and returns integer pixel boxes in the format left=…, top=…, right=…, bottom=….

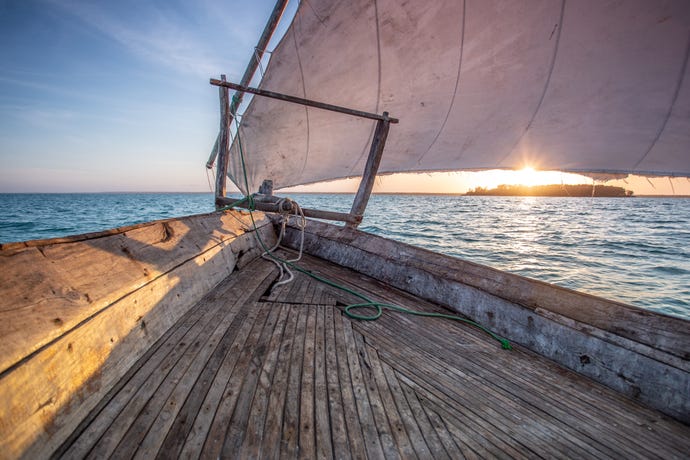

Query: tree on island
left=465, top=184, right=633, bottom=197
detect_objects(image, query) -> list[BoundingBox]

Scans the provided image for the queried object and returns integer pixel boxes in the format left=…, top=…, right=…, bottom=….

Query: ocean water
left=1, top=193, right=689, bottom=319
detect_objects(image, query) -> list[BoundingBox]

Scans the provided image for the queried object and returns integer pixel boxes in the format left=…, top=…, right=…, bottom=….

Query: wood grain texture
left=57, top=256, right=690, bottom=459
left=279, top=219, right=690, bottom=423
left=0, top=210, right=276, bottom=459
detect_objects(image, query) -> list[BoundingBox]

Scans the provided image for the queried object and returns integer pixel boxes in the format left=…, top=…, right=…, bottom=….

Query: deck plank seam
left=362, top=342, right=420, bottom=459
left=177, top=300, right=266, bottom=457
left=354, top=316, right=680, bottom=457
left=82, top=284, right=250, bottom=459
left=367, top=328, right=606, bottom=458
left=199, top=304, right=272, bottom=457
left=112, top=292, right=257, bottom=459
left=279, top=303, right=308, bottom=457
left=238, top=304, right=291, bottom=459
left=221, top=304, right=285, bottom=458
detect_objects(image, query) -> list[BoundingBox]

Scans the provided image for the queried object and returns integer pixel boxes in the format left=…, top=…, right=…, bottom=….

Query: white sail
left=228, top=0, right=690, bottom=193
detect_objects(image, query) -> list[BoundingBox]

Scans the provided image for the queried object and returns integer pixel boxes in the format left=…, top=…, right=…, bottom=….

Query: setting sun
left=515, top=167, right=542, bottom=186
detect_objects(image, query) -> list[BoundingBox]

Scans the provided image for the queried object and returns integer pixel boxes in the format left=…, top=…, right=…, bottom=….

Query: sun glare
left=516, top=166, right=542, bottom=186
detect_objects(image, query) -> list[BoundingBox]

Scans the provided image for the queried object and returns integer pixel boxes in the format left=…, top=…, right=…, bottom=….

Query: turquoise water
left=1, top=193, right=689, bottom=318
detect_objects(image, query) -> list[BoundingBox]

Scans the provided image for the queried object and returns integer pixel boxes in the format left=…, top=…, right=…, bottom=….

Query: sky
left=1, top=0, right=689, bottom=195
left=0, top=0, right=294, bottom=192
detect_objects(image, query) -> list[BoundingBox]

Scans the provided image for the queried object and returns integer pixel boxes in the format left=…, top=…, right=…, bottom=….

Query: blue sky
left=0, top=0, right=295, bottom=192
left=2, top=1, right=687, bottom=196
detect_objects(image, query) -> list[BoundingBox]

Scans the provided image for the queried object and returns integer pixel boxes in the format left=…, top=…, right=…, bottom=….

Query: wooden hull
left=279, top=218, right=690, bottom=424
left=0, top=210, right=688, bottom=458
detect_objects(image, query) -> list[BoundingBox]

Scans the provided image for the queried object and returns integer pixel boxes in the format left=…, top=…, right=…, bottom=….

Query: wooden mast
left=214, top=75, right=231, bottom=204
left=211, top=0, right=290, bottom=208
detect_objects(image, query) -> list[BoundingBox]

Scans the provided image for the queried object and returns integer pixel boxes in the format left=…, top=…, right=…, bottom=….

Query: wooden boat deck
left=55, top=251, right=690, bottom=459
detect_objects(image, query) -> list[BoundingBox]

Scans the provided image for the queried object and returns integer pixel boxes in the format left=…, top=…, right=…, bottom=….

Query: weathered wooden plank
left=381, top=344, right=582, bottom=459
left=126, top=306, right=241, bottom=459
left=133, top=301, right=271, bottom=459
left=324, top=307, right=352, bottom=460
left=85, top=293, right=237, bottom=459
left=200, top=305, right=271, bottom=458
left=313, top=306, right=334, bottom=459
left=280, top=221, right=690, bottom=423
left=293, top=273, right=314, bottom=305
left=295, top=251, right=690, bottom=456
left=0, top=211, right=273, bottom=374
left=61, top=275, right=242, bottom=458
left=356, top=307, right=671, bottom=458
left=353, top=333, right=401, bottom=460
left=396, top=375, right=452, bottom=460
left=383, top=320, right=673, bottom=458
left=332, top=310, right=368, bottom=458
left=298, top=306, right=317, bottom=459
left=210, top=79, right=399, bottom=123
left=153, top=311, right=245, bottom=458
left=413, top=387, right=505, bottom=460
left=238, top=304, right=290, bottom=459
left=365, top=322, right=589, bottom=459
left=362, top=343, right=417, bottom=459
left=283, top=271, right=307, bottom=304
left=214, top=74, right=230, bottom=202
left=420, top=400, right=467, bottom=460
left=0, top=212, right=277, bottom=459
left=219, top=304, right=282, bottom=458
left=56, top=293, right=201, bottom=460
left=379, top=360, right=434, bottom=459
left=154, top=267, right=277, bottom=458
left=44, top=249, right=690, bottom=459
left=175, top=300, right=264, bottom=458
left=348, top=116, right=392, bottom=227
left=260, top=304, right=300, bottom=460
left=280, top=305, right=308, bottom=458
left=60, top=259, right=275, bottom=459
left=340, top=316, right=386, bottom=459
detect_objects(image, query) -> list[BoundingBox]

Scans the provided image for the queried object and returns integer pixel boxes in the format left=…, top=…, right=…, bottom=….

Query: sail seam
left=348, top=0, right=383, bottom=175
left=416, top=0, right=466, bottom=164
left=632, top=31, right=690, bottom=171
left=292, top=20, right=311, bottom=181
left=495, top=0, right=566, bottom=168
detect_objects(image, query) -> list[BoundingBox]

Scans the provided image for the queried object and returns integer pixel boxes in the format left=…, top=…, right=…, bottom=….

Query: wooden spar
left=209, top=80, right=400, bottom=124
left=209, top=77, right=398, bottom=224
left=348, top=114, right=392, bottom=227
left=215, top=75, right=231, bottom=207
left=215, top=196, right=360, bottom=225
left=207, top=80, right=397, bottom=225
left=206, top=0, right=290, bottom=169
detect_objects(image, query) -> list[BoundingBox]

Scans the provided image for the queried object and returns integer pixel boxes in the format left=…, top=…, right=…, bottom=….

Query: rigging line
left=632, top=31, right=690, bottom=171
left=416, top=0, right=466, bottom=165
left=348, top=0, right=383, bottom=175
left=292, top=21, right=311, bottom=181
left=205, top=166, right=216, bottom=193
left=495, top=0, right=566, bottom=168
left=254, top=47, right=266, bottom=78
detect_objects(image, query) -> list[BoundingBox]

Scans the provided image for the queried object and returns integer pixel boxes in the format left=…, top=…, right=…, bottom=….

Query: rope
left=221, top=113, right=512, bottom=350
left=262, top=198, right=307, bottom=290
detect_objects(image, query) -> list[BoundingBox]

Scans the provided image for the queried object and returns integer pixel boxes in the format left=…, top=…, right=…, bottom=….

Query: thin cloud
left=48, top=0, right=233, bottom=78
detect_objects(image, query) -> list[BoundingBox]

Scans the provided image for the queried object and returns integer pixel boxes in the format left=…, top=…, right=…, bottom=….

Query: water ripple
left=2, top=193, right=689, bottom=318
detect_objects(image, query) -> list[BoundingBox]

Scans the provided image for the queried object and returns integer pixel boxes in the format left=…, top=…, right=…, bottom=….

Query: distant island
left=465, top=184, right=633, bottom=197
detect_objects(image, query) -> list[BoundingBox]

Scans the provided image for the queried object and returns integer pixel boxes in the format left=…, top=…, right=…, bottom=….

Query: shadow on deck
left=55, top=252, right=690, bottom=459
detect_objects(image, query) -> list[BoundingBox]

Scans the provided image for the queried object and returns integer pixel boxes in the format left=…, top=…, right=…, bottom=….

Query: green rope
left=224, top=115, right=512, bottom=351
